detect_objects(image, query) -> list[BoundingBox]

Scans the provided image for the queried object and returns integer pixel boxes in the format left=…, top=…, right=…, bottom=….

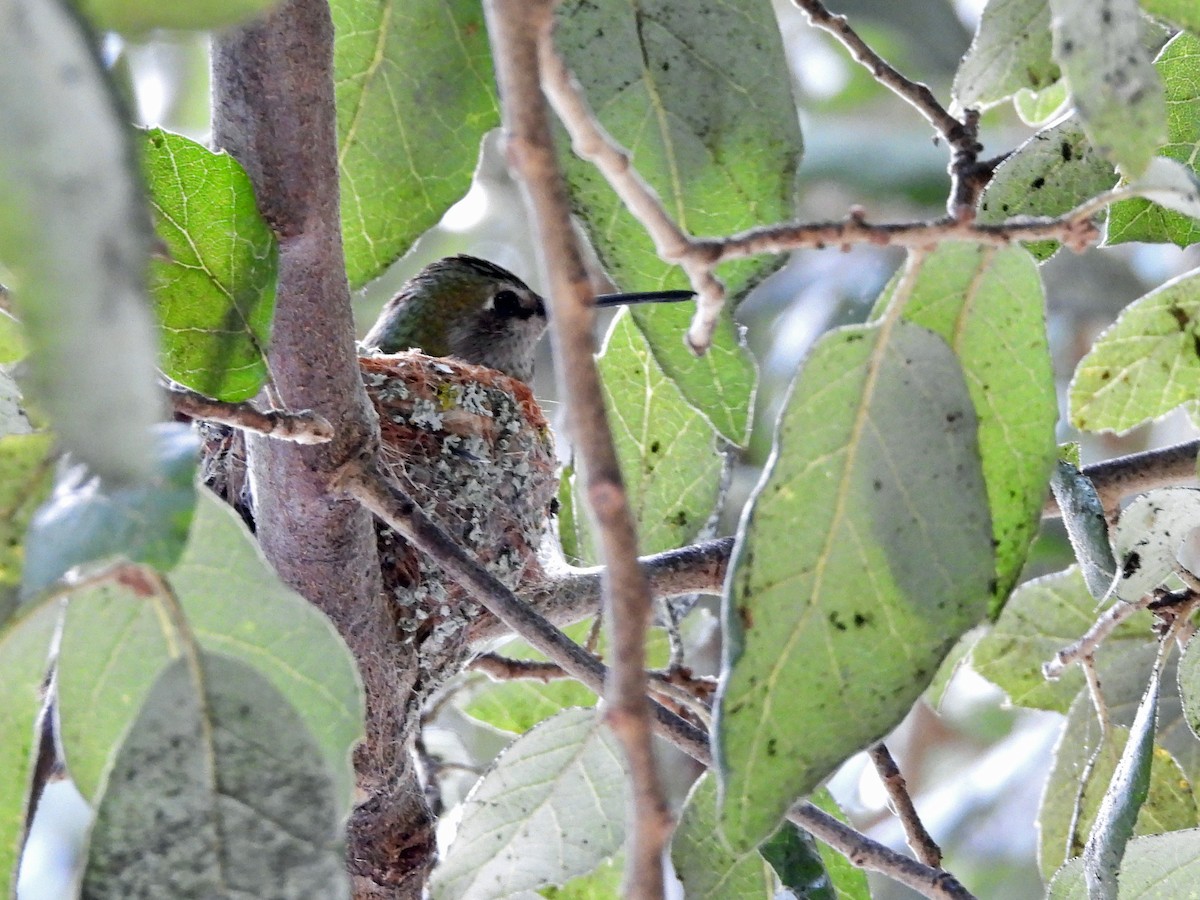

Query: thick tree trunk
left=210, top=2, right=434, bottom=895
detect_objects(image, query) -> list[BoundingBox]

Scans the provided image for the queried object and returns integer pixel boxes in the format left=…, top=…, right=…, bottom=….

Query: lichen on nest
left=360, top=352, right=558, bottom=663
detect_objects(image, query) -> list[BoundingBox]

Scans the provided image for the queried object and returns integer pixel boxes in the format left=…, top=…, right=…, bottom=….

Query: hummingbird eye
left=492, top=289, right=524, bottom=318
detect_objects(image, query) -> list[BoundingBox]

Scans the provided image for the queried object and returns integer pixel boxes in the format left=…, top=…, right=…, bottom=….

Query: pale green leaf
left=1108, top=489, right=1200, bottom=603
left=55, top=493, right=363, bottom=814
left=75, top=0, right=281, bottom=32
left=1048, top=828, right=1200, bottom=899
left=556, top=0, right=801, bottom=443
left=0, top=600, right=59, bottom=899
left=953, top=0, right=1058, bottom=110
left=1083, top=660, right=1162, bottom=899
left=0, top=0, right=158, bottom=484
left=22, top=424, right=198, bottom=599
left=143, top=129, right=277, bottom=403
left=431, top=708, right=627, bottom=899
left=977, top=116, right=1115, bottom=261
left=1108, top=32, right=1200, bottom=247
left=170, top=492, right=364, bottom=811
left=578, top=310, right=721, bottom=560
left=1070, top=268, right=1200, bottom=434
left=82, top=652, right=348, bottom=899
left=873, top=243, right=1057, bottom=608
left=716, top=319, right=994, bottom=850
left=1014, top=80, right=1070, bottom=125
left=1039, top=662, right=1198, bottom=880
left=332, top=0, right=499, bottom=288
left=972, top=566, right=1150, bottom=713
left=1048, top=0, right=1166, bottom=176
left=1173, top=632, right=1200, bottom=746
left=1050, top=461, right=1117, bottom=599
left=1125, top=157, right=1200, bottom=218
left=672, top=773, right=780, bottom=899
left=0, top=369, right=31, bottom=439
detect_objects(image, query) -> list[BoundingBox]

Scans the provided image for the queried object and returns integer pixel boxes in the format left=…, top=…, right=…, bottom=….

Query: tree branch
left=791, top=0, right=985, bottom=214
left=1044, top=439, right=1200, bottom=519
left=165, top=381, right=333, bottom=444
left=485, top=2, right=673, bottom=896
left=869, top=743, right=942, bottom=868
left=468, top=536, right=733, bottom=645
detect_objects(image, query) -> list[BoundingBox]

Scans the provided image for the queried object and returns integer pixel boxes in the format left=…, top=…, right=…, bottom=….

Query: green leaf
left=807, top=789, right=871, bottom=900
left=716, top=319, right=994, bottom=850
left=0, top=433, right=55, bottom=625
left=1039, top=667, right=1198, bottom=880
left=22, top=423, right=198, bottom=599
left=1108, top=33, right=1200, bottom=246
left=143, top=128, right=276, bottom=402
left=55, top=493, right=363, bottom=814
left=977, top=116, right=1114, bottom=261
left=1141, top=0, right=1200, bottom=30
left=1070, top=269, right=1200, bottom=434
left=539, top=857, right=623, bottom=899
left=431, top=708, right=627, bottom=899
left=0, top=308, right=25, bottom=365
left=75, top=0, right=280, bottom=32
left=953, top=0, right=1058, bottom=110
left=0, top=0, right=158, bottom=484
left=1083, top=658, right=1163, bottom=899
left=556, top=0, right=801, bottom=443
left=331, top=0, right=499, bottom=288
left=972, top=566, right=1150, bottom=713
left=1048, top=0, right=1166, bottom=176
left=82, top=652, right=349, bottom=899
left=672, top=773, right=781, bottom=899
left=760, top=826, right=833, bottom=900
left=577, top=310, right=721, bottom=560
left=872, top=244, right=1057, bottom=609
left=0, top=600, right=59, bottom=899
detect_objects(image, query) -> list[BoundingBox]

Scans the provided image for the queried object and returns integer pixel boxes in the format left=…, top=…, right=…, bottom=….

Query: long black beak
left=594, top=289, right=695, bottom=308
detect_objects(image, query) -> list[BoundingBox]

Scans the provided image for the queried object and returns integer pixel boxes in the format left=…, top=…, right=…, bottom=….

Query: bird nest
left=360, top=353, right=558, bottom=659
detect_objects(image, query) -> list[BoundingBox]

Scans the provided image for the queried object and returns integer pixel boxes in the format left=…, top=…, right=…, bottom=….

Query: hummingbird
left=360, top=254, right=694, bottom=382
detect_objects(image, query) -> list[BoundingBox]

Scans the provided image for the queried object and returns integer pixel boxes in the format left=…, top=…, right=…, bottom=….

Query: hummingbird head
left=362, top=255, right=547, bottom=382
left=361, top=254, right=695, bottom=383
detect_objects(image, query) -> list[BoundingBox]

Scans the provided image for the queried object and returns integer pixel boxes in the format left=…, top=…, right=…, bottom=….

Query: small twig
left=791, top=0, right=983, bottom=214
left=1082, top=655, right=1111, bottom=736
left=538, top=32, right=725, bottom=353
left=1043, top=595, right=1156, bottom=681
left=702, top=205, right=1102, bottom=262
left=337, top=457, right=971, bottom=899
left=869, top=743, right=942, bottom=868
left=471, top=653, right=570, bottom=683
left=489, top=3, right=673, bottom=895
left=1044, top=439, right=1200, bottom=519
left=165, top=381, right=333, bottom=444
